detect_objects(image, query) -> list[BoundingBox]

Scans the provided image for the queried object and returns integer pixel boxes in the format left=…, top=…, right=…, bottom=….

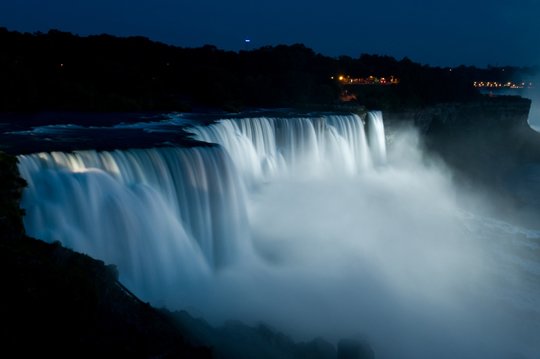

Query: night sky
left=1, top=0, right=539, bottom=67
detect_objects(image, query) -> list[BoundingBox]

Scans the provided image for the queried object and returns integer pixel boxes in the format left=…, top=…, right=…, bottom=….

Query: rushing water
left=187, top=113, right=377, bottom=184
left=17, top=112, right=540, bottom=359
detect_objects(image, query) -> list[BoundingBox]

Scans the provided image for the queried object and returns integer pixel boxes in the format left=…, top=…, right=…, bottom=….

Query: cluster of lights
left=473, top=81, right=534, bottom=89
left=332, top=75, right=399, bottom=85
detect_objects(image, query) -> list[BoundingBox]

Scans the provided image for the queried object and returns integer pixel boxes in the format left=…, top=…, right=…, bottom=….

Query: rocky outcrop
left=0, top=152, right=27, bottom=238
left=337, top=339, right=375, bottom=359
left=171, top=311, right=374, bottom=359
left=384, top=97, right=532, bottom=134
left=384, top=96, right=540, bottom=222
left=0, top=236, right=213, bottom=358
left=385, top=97, right=536, bottom=174
left=174, top=311, right=334, bottom=359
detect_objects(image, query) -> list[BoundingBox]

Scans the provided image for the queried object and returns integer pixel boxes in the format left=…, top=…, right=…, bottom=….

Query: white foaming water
left=18, top=112, right=540, bottom=359
left=18, top=146, right=252, bottom=298
left=367, top=111, right=387, bottom=165
left=187, top=113, right=375, bottom=185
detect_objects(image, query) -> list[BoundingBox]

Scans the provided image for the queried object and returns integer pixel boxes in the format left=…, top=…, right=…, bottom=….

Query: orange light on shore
left=473, top=80, right=533, bottom=89
left=333, top=74, right=400, bottom=86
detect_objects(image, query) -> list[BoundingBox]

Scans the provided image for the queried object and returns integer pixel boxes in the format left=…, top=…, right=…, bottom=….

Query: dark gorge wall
left=385, top=96, right=538, bottom=219
left=0, top=153, right=27, bottom=239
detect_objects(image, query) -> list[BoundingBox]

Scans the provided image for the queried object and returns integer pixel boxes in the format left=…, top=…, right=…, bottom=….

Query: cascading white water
left=19, top=112, right=384, bottom=275
left=367, top=111, right=387, bottom=165
left=187, top=113, right=380, bottom=185
left=18, top=146, right=251, bottom=300
left=17, top=111, right=540, bottom=359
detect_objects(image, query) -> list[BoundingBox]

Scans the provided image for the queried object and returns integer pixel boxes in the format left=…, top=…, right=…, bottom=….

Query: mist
left=181, top=128, right=537, bottom=359
left=19, top=116, right=540, bottom=359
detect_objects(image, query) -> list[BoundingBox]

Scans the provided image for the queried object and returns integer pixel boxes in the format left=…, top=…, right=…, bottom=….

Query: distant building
left=333, top=75, right=399, bottom=86
left=340, top=90, right=357, bottom=102
left=473, top=81, right=534, bottom=89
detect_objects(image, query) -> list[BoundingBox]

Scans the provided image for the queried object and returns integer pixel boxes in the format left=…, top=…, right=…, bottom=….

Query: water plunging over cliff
left=17, top=111, right=540, bottom=359
left=187, top=113, right=383, bottom=184
left=17, top=112, right=386, bottom=295
left=17, top=146, right=252, bottom=296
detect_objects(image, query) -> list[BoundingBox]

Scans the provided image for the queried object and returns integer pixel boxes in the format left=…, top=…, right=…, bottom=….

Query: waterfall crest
left=187, top=112, right=385, bottom=185
left=17, top=111, right=387, bottom=300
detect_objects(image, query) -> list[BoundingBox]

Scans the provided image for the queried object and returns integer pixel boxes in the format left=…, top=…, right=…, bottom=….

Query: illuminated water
left=17, top=112, right=540, bottom=359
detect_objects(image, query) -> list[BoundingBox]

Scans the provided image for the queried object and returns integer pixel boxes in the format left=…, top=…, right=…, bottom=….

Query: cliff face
left=386, top=97, right=536, bottom=165
left=0, top=237, right=214, bottom=359
left=0, top=153, right=27, bottom=238
left=384, top=96, right=539, bottom=220
left=385, top=97, right=531, bottom=131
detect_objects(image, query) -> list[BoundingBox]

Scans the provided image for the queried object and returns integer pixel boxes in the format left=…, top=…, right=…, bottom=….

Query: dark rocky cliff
left=385, top=96, right=539, bottom=222
left=0, top=236, right=214, bottom=359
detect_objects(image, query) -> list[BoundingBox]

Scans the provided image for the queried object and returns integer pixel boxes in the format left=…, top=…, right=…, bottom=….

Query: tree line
left=0, top=28, right=536, bottom=111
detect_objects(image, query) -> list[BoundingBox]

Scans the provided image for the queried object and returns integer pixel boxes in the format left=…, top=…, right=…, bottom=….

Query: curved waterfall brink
left=18, top=146, right=251, bottom=297
left=17, top=111, right=388, bottom=299
left=17, top=112, right=388, bottom=295
left=187, top=112, right=385, bottom=185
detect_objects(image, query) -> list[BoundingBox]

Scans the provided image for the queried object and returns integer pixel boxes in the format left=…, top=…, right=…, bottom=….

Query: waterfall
left=16, top=111, right=540, bottom=357
left=17, top=112, right=387, bottom=290
left=367, top=111, right=386, bottom=166
left=18, top=146, right=251, bottom=299
left=187, top=113, right=384, bottom=185
left=17, top=111, right=387, bottom=301
left=19, top=113, right=385, bottom=293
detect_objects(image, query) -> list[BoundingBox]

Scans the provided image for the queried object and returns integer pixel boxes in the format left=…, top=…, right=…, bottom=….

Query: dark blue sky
left=1, top=0, right=539, bottom=66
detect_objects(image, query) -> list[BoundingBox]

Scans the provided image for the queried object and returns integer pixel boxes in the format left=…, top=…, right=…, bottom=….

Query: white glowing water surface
left=17, top=112, right=540, bottom=359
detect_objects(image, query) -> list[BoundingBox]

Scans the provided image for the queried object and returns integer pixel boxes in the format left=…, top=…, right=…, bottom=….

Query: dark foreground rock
left=337, top=339, right=375, bottom=359
left=0, top=236, right=213, bottom=358
left=0, top=235, right=369, bottom=359
left=0, top=152, right=27, bottom=238
left=170, top=310, right=369, bottom=359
